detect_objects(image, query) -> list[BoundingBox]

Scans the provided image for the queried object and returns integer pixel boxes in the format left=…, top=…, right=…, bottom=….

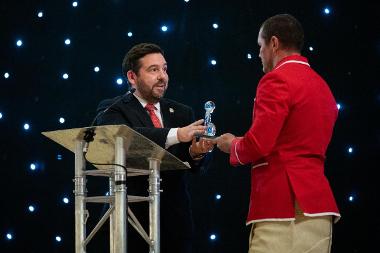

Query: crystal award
left=203, top=101, right=216, bottom=138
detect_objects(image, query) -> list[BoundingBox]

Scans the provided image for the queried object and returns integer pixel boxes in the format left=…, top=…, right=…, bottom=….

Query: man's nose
left=157, top=69, right=167, bottom=80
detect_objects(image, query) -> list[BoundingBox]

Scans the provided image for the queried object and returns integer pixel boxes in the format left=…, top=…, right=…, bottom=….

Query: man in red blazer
left=215, top=14, right=340, bottom=253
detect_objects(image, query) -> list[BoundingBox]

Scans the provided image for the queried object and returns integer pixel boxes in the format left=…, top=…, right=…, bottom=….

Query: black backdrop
left=1, top=0, right=379, bottom=252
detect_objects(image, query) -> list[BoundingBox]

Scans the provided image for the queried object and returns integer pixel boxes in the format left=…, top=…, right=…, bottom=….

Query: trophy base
left=196, top=134, right=218, bottom=139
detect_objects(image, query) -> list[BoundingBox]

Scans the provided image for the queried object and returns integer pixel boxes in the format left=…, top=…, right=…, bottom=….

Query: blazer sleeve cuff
left=230, top=137, right=244, bottom=166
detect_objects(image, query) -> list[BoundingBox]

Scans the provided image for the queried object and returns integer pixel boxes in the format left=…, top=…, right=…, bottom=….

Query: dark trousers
left=127, top=174, right=194, bottom=253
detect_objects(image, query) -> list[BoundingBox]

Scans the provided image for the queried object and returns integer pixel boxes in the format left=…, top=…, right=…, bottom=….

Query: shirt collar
left=133, top=93, right=161, bottom=111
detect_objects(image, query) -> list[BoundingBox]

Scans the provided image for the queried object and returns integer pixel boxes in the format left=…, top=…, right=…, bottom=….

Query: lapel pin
left=169, top=108, right=174, bottom=113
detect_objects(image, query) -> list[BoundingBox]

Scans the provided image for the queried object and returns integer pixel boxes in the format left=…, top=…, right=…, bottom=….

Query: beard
left=152, top=82, right=167, bottom=98
left=137, top=81, right=168, bottom=103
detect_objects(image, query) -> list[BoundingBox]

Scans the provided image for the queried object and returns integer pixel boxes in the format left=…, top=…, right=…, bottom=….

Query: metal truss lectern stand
left=42, top=125, right=190, bottom=253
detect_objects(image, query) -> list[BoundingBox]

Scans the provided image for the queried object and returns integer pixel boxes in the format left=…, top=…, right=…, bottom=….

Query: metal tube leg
left=149, top=158, right=161, bottom=253
left=109, top=176, right=115, bottom=253
left=114, top=137, right=127, bottom=253
left=74, top=141, right=87, bottom=253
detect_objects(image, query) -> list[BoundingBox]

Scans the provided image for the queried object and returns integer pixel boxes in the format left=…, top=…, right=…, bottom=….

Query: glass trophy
left=203, top=101, right=216, bottom=138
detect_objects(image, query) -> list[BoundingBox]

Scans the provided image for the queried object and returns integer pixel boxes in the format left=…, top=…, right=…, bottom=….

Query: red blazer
left=230, top=55, right=340, bottom=224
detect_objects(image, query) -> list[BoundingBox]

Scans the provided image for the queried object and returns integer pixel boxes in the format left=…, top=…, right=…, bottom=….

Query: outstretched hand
left=189, top=137, right=214, bottom=158
left=177, top=119, right=206, bottom=142
left=214, top=133, right=236, bottom=153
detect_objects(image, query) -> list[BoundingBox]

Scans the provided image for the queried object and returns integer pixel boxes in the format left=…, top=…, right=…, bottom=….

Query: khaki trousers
left=248, top=206, right=333, bottom=253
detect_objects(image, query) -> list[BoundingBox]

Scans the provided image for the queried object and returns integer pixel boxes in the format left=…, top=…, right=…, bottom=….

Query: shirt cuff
left=165, top=128, right=180, bottom=149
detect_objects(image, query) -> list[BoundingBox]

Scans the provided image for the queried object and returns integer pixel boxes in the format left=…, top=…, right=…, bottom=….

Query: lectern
left=42, top=125, right=190, bottom=253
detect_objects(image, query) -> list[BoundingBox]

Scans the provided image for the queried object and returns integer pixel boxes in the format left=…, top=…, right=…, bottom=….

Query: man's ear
left=127, top=70, right=137, bottom=86
left=271, top=36, right=280, bottom=52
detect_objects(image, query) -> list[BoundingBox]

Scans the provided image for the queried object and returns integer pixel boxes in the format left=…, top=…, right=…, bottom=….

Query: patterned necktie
left=145, top=103, right=163, bottom=128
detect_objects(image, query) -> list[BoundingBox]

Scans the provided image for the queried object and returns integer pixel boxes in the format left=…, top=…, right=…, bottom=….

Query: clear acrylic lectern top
left=42, top=124, right=190, bottom=171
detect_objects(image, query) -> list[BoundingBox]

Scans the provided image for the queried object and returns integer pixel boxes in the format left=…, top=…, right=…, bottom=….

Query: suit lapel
left=123, top=94, right=154, bottom=127
left=160, top=99, right=175, bottom=128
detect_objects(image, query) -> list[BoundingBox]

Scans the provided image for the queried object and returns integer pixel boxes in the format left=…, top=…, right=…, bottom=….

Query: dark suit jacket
left=96, top=93, right=201, bottom=252
left=97, top=93, right=196, bottom=164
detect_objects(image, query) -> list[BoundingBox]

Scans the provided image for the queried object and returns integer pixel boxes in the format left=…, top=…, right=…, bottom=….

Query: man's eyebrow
left=146, top=63, right=168, bottom=69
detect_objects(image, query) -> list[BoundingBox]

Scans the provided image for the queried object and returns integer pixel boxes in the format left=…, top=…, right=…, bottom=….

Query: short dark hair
left=260, top=14, right=304, bottom=52
left=122, top=43, right=164, bottom=77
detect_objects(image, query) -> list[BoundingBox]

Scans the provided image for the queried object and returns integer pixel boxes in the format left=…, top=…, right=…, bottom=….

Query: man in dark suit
left=96, top=43, right=213, bottom=253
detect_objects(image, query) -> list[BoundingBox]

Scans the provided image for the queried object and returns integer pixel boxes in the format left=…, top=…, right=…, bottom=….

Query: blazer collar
left=273, top=55, right=309, bottom=71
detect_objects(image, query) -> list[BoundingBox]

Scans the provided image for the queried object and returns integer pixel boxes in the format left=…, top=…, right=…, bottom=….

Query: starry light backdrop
left=1, top=0, right=379, bottom=252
